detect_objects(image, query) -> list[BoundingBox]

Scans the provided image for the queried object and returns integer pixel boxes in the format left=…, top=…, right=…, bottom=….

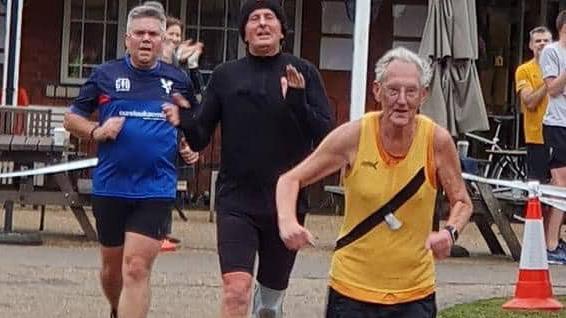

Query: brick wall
left=20, top=0, right=71, bottom=107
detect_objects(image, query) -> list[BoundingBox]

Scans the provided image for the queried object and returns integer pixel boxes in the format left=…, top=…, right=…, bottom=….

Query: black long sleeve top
left=180, top=52, right=333, bottom=214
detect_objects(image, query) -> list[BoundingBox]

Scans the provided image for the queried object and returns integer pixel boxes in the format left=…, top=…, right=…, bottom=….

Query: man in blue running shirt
left=64, top=5, right=199, bottom=318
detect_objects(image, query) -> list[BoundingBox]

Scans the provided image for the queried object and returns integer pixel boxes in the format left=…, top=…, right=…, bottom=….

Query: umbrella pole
left=349, top=0, right=372, bottom=121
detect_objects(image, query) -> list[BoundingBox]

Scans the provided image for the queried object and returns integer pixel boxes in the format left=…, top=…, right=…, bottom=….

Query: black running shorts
left=543, top=125, right=566, bottom=170
left=526, top=143, right=550, bottom=183
left=326, top=287, right=437, bottom=318
left=92, top=195, right=173, bottom=247
left=216, top=210, right=305, bottom=290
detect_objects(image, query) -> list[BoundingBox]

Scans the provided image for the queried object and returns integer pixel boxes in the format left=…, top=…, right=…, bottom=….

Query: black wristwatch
left=444, top=225, right=459, bottom=243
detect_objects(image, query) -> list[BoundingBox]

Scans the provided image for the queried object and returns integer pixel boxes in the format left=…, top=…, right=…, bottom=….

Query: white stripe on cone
left=519, top=219, right=548, bottom=270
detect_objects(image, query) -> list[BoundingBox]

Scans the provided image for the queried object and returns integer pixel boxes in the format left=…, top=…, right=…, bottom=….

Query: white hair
left=127, top=5, right=166, bottom=33
left=374, top=47, right=432, bottom=87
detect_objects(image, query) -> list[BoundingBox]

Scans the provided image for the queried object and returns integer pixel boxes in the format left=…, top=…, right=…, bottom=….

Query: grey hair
left=127, top=5, right=166, bottom=33
left=374, top=47, right=432, bottom=88
left=143, top=1, right=165, bottom=14
left=529, top=26, right=551, bottom=40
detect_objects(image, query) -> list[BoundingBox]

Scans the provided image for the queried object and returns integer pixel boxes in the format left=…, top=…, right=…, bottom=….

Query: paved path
left=0, top=245, right=565, bottom=318
left=0, top=209, right=565, bottom=317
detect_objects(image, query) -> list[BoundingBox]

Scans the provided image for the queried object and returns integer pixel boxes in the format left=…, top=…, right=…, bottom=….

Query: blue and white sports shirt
left=70, top=56, right=198, bottom=199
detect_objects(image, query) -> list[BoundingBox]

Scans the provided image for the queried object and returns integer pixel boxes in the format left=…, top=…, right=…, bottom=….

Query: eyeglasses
left=128, top=30, right=162, bottom=40
left=382, top=85, right=421, bottom=101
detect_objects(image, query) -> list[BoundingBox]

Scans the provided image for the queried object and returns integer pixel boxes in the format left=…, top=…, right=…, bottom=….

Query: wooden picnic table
left=0, top=133, right=97, bottom=241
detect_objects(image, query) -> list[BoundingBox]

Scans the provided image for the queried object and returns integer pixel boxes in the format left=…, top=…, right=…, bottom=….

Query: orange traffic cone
left=503, top=196, right=563, bottom=311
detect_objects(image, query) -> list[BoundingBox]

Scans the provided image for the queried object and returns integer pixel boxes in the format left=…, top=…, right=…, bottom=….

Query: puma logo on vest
left=361, top=160, right=379, bottom=170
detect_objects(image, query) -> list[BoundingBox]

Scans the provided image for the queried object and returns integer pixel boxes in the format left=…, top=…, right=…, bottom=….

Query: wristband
left=444, top=225, right=459, bottom=243
left=89, top=125, right=99, bottom=141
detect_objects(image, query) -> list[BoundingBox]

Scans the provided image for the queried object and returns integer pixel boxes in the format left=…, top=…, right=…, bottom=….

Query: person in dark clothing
left=163, top=1, right=333, bottom=317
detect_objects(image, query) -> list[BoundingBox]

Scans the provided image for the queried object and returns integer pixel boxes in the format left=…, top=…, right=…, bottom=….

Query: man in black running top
left=164, top=1, right=333, bottom=317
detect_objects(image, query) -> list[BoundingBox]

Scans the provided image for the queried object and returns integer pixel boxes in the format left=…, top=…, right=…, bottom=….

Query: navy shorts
left=216, top=210, right=305, bottom=290
left=526, top=143, right=550, bottom=182
left=543, top=125, right=566, bottom=170
left=92, top=195, right=173, bottom=247
left=326, top=287, right=437, bottom=318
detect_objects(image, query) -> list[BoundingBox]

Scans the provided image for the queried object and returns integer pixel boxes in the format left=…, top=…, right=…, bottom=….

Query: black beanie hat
left=239, top=0, right=288, bottom=42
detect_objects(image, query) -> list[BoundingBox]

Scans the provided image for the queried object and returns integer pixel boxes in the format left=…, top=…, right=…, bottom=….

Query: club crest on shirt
left=115, top=78, right=131, bottom=92
left=161, top=78, right=173, bottom=95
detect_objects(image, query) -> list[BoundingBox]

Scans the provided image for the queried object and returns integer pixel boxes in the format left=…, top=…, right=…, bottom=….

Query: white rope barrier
left=462, top=172, right=566, bottom=211
left=0, top=158, right=98, bottom=178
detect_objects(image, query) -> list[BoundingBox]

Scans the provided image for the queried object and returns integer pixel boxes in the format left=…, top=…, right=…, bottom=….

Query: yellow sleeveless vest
left=329, top=112, right=438, bottom=304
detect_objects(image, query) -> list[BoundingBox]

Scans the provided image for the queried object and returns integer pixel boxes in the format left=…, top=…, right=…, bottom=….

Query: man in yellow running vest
left=276, top=47, right=473, bottom=317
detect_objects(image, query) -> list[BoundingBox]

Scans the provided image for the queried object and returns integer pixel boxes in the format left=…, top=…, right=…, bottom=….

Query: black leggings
left=326, top=287, right=437, bottom=318
left=216, top=210, right=305, bottom=290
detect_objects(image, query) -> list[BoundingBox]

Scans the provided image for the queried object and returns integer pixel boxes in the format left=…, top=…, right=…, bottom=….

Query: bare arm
left=519, top=85, right=547, bottom=111
left=63, top=68, right=124, bottom=142
left=276, top=120, right=360, bottom=250
left=63, top=112, right=98, bottom=140
left=545, top=74, right=566, bottom=97
left=424, top=126, right=473, bottom=260
left=434, top=126, right=473, bottom=234
left=64, top=112, right=124, bottom=142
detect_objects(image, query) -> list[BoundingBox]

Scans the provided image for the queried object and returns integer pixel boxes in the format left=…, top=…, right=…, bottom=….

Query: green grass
left=438, top=296, right=566, bottom=318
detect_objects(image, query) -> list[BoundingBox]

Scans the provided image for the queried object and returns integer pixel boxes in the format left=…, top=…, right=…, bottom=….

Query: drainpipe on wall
left=349, top=0, right=371, bottom=121
left=2, top=0, right=23, bottom=106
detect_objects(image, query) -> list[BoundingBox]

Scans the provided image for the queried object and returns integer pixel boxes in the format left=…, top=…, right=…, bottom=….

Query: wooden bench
left=28, top=105, right=66, bottom=132
left=0, top=107, right=55, bottom=187
left=0, top=106, right=52, bottom=136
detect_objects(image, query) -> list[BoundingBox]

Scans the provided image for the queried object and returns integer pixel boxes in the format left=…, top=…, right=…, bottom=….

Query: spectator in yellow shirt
left=515, top=26, right=552, bottom=183
left=516, top=25, right=566, bottom=265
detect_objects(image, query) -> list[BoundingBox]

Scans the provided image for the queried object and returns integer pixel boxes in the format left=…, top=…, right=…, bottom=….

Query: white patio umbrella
left=419, top=0, right=489, bottom=135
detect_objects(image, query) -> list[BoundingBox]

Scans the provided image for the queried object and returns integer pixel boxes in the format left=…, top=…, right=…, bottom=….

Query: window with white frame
left=184, top=0, right=301, bottom=72
left=61, top=0, right=120, bottom=84
left=125, top=0, right=184, bottom=20
left=61, top=0, right=302, bottom=84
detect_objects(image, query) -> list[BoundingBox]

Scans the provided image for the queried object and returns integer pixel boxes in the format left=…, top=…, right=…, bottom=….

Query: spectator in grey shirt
left=539, top=10, right=566, bottom=265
